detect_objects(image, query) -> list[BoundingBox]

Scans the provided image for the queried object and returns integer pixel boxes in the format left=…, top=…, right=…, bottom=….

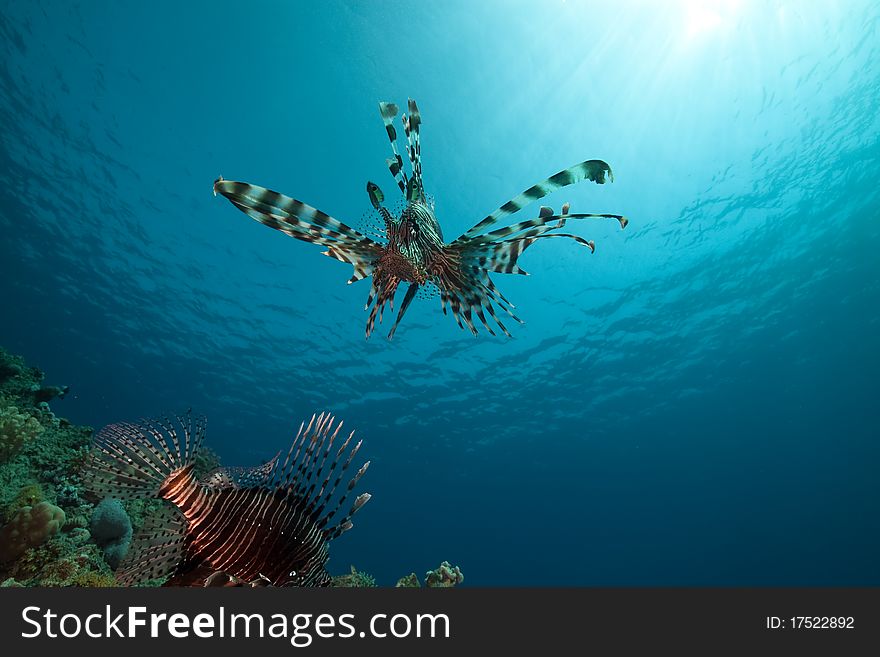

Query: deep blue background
left=1, top=0, right=878, bottom=585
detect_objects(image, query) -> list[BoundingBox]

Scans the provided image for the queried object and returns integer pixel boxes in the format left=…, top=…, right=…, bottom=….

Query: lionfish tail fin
left=83, top=413, right=206, bottom=500
left=116, top=504, right=188, bottom=586
left=455, top=159, right=616, bottom=242
left=268, top=413, right=371, bottom=540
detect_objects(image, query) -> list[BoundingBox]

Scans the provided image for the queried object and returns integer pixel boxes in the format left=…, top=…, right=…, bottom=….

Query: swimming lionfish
left=83, top=412, right=370, bottom=587
left=214, top=99, right=627, bottom=339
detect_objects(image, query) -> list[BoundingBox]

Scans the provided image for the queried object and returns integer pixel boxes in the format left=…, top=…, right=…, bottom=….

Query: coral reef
left=0, top=345, right=106, bottom=585
left=331, top=565, right=378, bottom=588
left=394, top=562, right=465, bottom=588
left=0, top=402, right=44, bottom=461
left=425, top=561, right=464, bottom=587
left=11, top=482, right=45, bottom=510
left=0, top=345, right=465, bottom=587
left=0, top=501, right=65, bottom=562
left=5, top=532, right=116, bottom=586
left=395, top=573, right=421, bottom=588
left=33, top=386, right=69, bottom=404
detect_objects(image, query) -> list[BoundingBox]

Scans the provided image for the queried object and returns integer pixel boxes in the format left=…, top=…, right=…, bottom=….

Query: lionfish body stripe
left=214, top=98, right=627, bottom=339
left=83, top=412, right=370, bottom=587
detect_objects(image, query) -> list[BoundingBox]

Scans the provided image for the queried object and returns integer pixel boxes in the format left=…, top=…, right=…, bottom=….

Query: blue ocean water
left=1, top=0, right=878, bottom=586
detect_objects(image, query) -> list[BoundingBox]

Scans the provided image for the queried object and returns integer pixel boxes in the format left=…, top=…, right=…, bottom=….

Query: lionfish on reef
left=83, top=412, right=370, bottom=587
left=213, top=99, right=628, bottom=340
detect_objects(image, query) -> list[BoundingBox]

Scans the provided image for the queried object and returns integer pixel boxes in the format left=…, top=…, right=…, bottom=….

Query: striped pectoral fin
left=470, top=232, right=599, bottom=278
left=215, top=178, right=383, bottom=280
left=435, top=268, right=513, bottom=337
left=214, top=179, right=373, bottom=244
left=460, top=212, right=627, bottom=254
left=84, top=413, right=206, bottom=500
left=482, top=239, right=535, bottom=275
left=481, top=298, right=511, bottom=337
left=323, top=245, right=378, bottom=282
left=482, top=276, right=522, bottom=322
left=116, top=504, right=188, bottom=586
left=345, top=264, right=374, bottom=284
left=364, top=276, right=400, bottom=339
left=453, top=159, right=616, bottom=242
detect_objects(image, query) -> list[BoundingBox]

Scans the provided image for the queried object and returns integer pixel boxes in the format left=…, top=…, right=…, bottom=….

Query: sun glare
left=682, top=0, right=743, bottom=40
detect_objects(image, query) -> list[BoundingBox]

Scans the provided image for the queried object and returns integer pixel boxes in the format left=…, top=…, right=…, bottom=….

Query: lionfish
left=83, top=411, right=370, bottom=587
left=213, top=99, right=627, bottom=340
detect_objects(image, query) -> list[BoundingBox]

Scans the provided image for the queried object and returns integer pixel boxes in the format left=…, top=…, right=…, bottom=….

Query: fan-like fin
left=454, top=159, right=615, bottom=242
left=116, top=504, right=188, bottom=586
left=83, top=413, right=205, bottom=500
left=213, top=178, right=382, bottom=282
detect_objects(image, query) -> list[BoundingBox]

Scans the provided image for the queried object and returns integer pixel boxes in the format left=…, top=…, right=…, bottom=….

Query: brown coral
left=0, top=501, right=65, bottom=562
left=331, top=565, right=377, bottom=588
left=425, top=561, right=464, bottom=588
left=395, top=572, right=421, bottom=588
left=0, top=402, right=44, bottom=461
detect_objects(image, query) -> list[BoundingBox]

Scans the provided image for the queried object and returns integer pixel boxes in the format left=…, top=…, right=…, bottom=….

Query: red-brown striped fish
left=214, top=98, right=627, bottom=340
left=83, top=412, right=370, bottom=587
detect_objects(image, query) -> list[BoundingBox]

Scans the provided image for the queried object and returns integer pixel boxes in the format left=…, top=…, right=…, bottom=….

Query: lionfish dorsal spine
left=203, top=451, right=280, bottom=490
left=309, top=430, right=355, bottom=519
left=403, top=98, right=425, bottom=202
left=270, top=416, right=311, bottom=489
left=260, top=414, right=371, bottom=536
left=313, top=438, right=366, bottom=532
left=378, top=101, right=407, bottom=194
left=300, top=415, right=340, bottom=500
left=293, top=412, right=333, bottom=486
